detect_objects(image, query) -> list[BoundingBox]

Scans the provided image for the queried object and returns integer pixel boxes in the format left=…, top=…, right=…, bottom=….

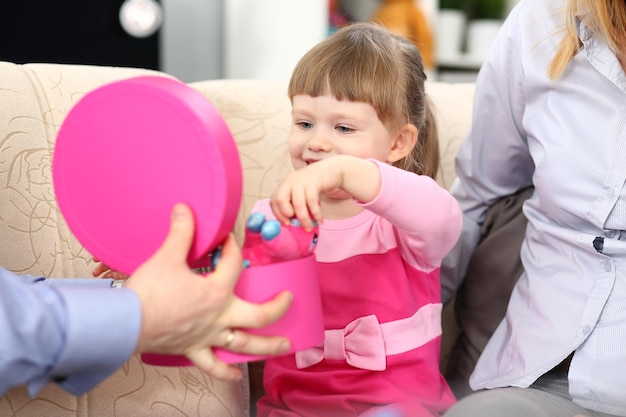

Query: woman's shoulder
left=511, top=0, right=564, bottom=27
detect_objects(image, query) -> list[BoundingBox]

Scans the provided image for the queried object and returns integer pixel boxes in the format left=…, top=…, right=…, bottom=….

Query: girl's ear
left=387, top=124, right=418, bottom=163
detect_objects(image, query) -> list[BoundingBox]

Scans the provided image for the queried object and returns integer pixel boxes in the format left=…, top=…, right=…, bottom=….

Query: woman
left=441, top=0, right=626, bottom=416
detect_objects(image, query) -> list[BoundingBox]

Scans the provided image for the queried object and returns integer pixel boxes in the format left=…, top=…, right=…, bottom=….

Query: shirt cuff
left=37, top=278, right=115, bottom=288
left=29, top=286, right=141, bottom=396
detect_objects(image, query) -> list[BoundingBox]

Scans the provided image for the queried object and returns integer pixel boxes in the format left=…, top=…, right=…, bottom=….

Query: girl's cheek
left=291, top=159, right=308, bottom=170
left=288, top=140, right=304, bottom=157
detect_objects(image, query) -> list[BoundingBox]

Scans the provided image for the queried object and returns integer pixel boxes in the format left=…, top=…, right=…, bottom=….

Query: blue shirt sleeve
left=0, top=267, right=141, bottom=397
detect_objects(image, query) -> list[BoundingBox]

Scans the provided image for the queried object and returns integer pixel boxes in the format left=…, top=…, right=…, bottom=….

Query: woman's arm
left=440, top=1, right=534, bottom=303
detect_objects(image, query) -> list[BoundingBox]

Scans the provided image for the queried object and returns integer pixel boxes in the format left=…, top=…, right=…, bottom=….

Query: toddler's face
left=289, top=94, right=395, bottom=170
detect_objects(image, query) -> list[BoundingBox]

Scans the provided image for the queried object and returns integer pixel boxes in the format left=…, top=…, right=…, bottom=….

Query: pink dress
left=256, top=160, right=461, bottom=417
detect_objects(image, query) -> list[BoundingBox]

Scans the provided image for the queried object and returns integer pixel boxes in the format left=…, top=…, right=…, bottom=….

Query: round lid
left=53, top=76, right=242, bottom=274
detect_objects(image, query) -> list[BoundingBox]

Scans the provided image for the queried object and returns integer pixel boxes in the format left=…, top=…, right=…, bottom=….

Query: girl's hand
left=270, top=158, right=343, bottom=231
left=270, top=156, right=382, bottom=230
left=92, top=259, right=130, bottom=280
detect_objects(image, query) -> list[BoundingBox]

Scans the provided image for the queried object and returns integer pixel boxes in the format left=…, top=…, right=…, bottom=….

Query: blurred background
left=1, top=0, right=520, bottom=83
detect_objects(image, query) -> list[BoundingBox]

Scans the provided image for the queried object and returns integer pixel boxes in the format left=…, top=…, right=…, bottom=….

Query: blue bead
left=210, top=247, right=222, bottom=269
left=246, top=212, right=266, bottom=232
left=260, top=219, right=282, bottom=240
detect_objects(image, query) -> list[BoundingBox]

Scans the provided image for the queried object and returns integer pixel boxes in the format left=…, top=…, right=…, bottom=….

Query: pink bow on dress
left=295, top=315, right=387, bottom=371
left=294, top=303, right=443, bottom=372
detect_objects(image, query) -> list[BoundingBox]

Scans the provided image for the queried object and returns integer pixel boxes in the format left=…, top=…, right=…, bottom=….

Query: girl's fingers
left=92, top=262, right=109, bottom=277
left=271, top=188, right=296, bottom=225
left=306, top=190, right=323, bottom=223
left=300, top=187, right=321, bottom=231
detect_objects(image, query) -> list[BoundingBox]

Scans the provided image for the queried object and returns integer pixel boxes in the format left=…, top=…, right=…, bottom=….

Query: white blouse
left=441, top=0, right=626, bottom=414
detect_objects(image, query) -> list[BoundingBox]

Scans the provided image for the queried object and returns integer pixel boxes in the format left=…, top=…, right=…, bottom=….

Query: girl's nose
left=306, top=131, right=332, bottom=152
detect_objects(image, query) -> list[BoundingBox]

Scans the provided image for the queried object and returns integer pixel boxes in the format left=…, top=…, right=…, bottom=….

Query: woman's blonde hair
left=288, top=22, right=439, bottom=179
left=549, top=0, right=626, bottom=79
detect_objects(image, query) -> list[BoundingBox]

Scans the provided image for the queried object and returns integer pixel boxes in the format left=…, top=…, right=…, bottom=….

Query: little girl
left=254, top=23, right=462, bottom=417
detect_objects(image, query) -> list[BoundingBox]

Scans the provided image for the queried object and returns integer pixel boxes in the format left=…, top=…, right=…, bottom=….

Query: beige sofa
left=0, top=61, right=475, bottom=417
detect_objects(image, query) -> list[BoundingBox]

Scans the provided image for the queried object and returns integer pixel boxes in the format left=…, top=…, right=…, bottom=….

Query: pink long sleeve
left=359, top=159, right=462, bottom=270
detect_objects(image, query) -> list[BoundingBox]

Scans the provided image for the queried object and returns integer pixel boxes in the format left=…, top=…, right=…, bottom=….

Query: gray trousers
left=444, top=371, right=619, bottom=417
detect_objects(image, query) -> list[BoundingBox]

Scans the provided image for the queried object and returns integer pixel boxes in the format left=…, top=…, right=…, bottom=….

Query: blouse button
left=604, top=261, right=612, bottom=272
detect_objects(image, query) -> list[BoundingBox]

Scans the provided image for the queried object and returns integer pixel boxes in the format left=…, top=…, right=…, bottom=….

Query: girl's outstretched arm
left=270, top=155, right=381, bottom=230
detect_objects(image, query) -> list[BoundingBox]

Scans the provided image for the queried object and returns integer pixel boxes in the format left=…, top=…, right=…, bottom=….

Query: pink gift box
left=142, top=254, right=324, bottom=365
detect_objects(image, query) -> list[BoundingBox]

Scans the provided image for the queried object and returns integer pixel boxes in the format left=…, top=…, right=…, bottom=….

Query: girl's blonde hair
left=549, top=0, right=626, bottom=79
left=288, top=22, right=439, bottom=179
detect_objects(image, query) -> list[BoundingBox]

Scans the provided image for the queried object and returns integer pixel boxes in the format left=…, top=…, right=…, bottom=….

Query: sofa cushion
left=444, top=186, right=533, bottom=398
left=426, top=82, right=475, bottom=190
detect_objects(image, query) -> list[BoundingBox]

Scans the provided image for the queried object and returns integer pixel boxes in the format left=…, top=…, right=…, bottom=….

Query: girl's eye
left=337, top=125, right=352, bottom=133
left=297, top=121, right=313, bottom=129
